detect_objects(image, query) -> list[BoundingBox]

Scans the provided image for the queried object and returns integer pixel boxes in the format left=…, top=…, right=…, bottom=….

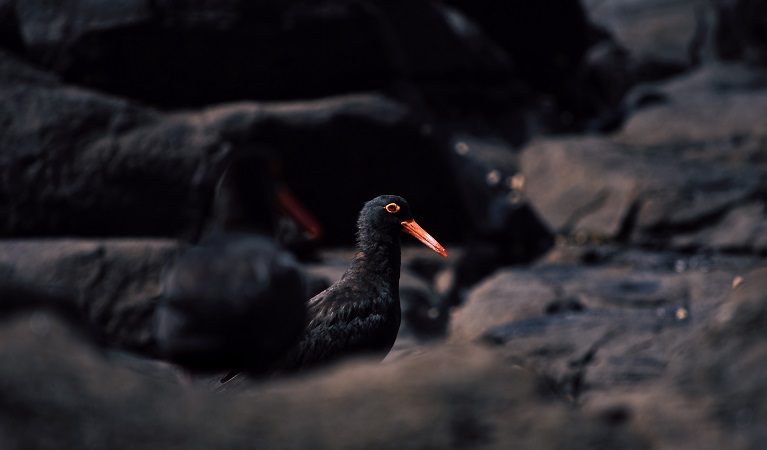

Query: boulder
left=0, top=49, right=471, bottom=243
left=521, top=64, right=767, bottom=253
left=449, top=250, right=759, bottom=399
left=442, top=0, right=598, bottom=93
left=521, top=134, right=767, bottom=252
left=12, top=0, right=512, bottom=107
left=0, top=239, right=178, bottom=351
left=669, top=266, right=767, bottom=446
left=0, top=49, right=222, bottom=238
left=715, top=0, right=767, bottom=65
left=0, top=303, right=651, bottom=449
left=617, top=63, right=767, bottom=145
left=581, top=0, right=708, bottom=72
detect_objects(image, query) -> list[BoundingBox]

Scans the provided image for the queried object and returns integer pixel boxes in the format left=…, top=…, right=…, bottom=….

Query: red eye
left=385, top=203, right=400, bottom=214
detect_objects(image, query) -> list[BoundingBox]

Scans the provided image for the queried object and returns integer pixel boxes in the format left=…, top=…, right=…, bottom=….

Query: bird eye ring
left=385, top=203, right=400, bottom=214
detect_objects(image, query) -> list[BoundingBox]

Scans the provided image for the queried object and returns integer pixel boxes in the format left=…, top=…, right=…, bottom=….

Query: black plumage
left=154, top=150, right=318, bottom=374
left=155, top=234, right=307, bottom=373
left=218, top=195, right=447, bottom=385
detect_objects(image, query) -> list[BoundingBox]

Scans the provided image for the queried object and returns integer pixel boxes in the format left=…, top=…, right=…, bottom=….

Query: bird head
left=358, top=195, right=448, bottom=257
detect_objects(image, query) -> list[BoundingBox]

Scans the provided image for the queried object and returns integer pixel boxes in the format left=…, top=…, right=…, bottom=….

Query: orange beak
left=401, top=219, right=448, bottom=257
left=273, top=183, right=324, bottom=240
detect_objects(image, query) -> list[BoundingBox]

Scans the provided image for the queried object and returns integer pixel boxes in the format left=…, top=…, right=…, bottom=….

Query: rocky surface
left=582, top=0, right=707, bottom=71
left=2, top=0, right=767, bottom=449
left=521, top=63, right=767, bottom=253
left=0, top=239, right=177, bottom=351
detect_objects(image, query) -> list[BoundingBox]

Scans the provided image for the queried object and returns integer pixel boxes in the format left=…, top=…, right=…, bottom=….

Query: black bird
left=155, top=233, right=306, bottom=373
left=154, top=149, right=320, bottom=374
left=217, top=194, right=447, bottom=386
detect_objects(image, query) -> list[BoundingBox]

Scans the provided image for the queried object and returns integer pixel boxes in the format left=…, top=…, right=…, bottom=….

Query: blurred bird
left=154, top=147, right=321, bottom=374
left=217, top=194, right=447, bottom=387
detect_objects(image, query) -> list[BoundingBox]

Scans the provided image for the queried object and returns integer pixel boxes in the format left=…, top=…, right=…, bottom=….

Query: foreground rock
left=447, top=246, right=767, bottom=447
left=0, top=304, right=651, bottom=449
left=3, top=255, right=767, bottom=448
left=669, top=267, right=767, bottom=446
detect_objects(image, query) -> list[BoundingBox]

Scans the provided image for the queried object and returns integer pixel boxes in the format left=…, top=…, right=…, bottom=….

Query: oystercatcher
left=217, top=194, right=447, bottom=386
left=155, top=149, right=320, bottom=374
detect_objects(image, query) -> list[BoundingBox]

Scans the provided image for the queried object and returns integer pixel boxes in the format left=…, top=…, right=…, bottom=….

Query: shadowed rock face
left=11, top=0, right=512, bottom=107
left=716, top=0, right=767, bottom=65
left=0, top=305, right=654, bottom=450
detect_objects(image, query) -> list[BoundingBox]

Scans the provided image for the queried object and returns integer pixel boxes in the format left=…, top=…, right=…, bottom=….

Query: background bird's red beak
left=274, top=183, right=324, bottom=239
left=401, top=219, right=448, bottom=257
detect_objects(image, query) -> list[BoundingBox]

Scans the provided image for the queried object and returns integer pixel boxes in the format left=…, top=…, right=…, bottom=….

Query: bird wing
left=271, top=284, right=393, bottom=372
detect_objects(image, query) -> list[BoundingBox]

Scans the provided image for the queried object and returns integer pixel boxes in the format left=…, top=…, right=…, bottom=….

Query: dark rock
left=617, top=63, right=767, bottom=146
left=0, top=49, right=223, bottom=238
left=0, top=277, right=103, bottom=342
left=0, top=49, right=470, bottom=242
left=442, top=0, right=599, bottom=94
left=715, top=0, right=767, bottom=65
left=0, top=307, right=653, bottom=450
left=582, top=0, right=708, bottom=72
left=438, top=133, right=554, bottom=308
left=670, top=266, right=767, bottom=446
left=440, top=0, right=652, bottom=133
left=12, top=0, right=511, bottom=107
left=0, top=239, right=178, bottom=351
left=449, top=256, right=756, bottom=400
left=0, top=0, right=23, bottom=53
left=4, top=1, right=767, bottom=447
left=575, top=0, right=718, bottom=131
left=521, top=70, right=767, bottom=254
